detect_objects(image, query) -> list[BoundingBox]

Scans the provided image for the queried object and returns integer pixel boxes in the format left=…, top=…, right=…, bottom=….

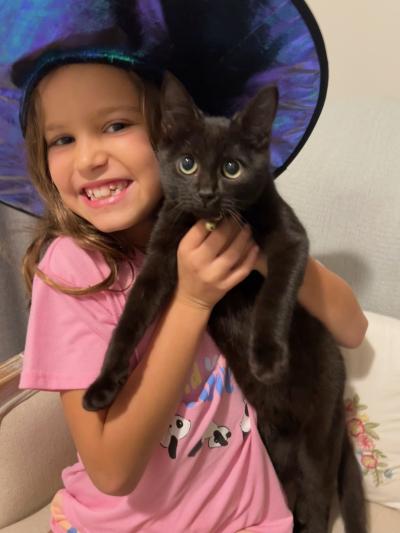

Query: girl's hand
left=253, top=250, right=268, bottom=277
left=176, top=218, right=259, bottom=311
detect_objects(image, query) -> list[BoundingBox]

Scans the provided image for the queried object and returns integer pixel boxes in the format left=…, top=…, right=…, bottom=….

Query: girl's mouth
left=82, top=179, right=130, bottom=200
left=80, top=179, right=134, bottom=208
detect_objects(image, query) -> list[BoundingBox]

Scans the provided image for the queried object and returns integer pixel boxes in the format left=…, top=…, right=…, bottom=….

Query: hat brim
left=0, top=0, right=328, bottom=217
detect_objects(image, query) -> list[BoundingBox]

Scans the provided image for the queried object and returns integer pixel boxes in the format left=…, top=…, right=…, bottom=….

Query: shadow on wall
left=317, top=251, right=372, bottom=301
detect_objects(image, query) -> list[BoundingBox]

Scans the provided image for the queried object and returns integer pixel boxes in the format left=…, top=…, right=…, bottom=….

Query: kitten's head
left=157, top=72, right=278, bottom=219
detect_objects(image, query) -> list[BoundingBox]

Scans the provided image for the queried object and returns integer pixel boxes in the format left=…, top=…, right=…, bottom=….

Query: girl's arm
left=255, top=255, right=368, bottom=348
left=62, top=296, right=212, bottom=496
left=61, top=220, right=259, bottom=497
left=297, top=257, right=368, bottom=348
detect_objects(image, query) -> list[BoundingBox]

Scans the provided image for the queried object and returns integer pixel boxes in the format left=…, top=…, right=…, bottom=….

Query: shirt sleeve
left=19, top=237, right=130, bottom=391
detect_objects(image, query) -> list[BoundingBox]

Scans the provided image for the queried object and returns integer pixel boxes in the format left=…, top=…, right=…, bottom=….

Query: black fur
left=83, top=72, right=366, bottom=533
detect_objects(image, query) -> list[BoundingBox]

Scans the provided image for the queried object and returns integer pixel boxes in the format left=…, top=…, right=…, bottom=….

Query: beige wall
left=306, top=0, right=400, bottom=101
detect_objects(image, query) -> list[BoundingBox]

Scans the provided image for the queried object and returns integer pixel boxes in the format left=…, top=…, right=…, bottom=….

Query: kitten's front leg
left=83, top=250, right=178, bottom=411
left=250, top=203, right=309, bottom=384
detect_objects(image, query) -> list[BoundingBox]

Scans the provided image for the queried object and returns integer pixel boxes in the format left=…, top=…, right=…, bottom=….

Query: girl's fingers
left=212, top=223, right=254, bottom=272
left=179, top=220, right=214, bottom=252
left=203, top=218, right=245, bottom=257
left=182, top=218, right=243, bottom=266
left=222, top=244, right=260, bottom=289
left=179, top=218, right=239, bottom=256
left=176, top=218, right=260, bottom=309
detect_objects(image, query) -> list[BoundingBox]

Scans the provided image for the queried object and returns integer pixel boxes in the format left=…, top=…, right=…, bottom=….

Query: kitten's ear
left=233, top=86, right=279, bottom=149
left=160, top=71, right=203, bottom=140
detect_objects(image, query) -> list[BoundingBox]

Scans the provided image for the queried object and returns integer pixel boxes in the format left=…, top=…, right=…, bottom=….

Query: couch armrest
left=0, top=356, right=76, bottom=529
left=0, top=354, right=35, bottom=421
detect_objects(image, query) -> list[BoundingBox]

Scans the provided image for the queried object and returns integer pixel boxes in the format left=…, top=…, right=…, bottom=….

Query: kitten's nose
left=199, top=189, right=215, bottom=206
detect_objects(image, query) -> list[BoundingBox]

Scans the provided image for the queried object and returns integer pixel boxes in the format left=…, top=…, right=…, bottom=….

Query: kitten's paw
left=249, top=338, right=289, bottom=385
left=83, top=373, right=125, bottom=411
left=293, top=520, right=308, bottom=533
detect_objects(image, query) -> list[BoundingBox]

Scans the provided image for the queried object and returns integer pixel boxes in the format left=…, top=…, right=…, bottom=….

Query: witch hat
left=0, top=0, right=327, bottom=217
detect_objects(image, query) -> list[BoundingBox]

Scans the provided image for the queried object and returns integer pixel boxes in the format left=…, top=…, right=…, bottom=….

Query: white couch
left=1, top=1, right=399, bottom=531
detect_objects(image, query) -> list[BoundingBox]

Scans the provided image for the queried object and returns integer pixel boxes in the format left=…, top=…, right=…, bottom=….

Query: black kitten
left=83, top=73, right=366, bottom=533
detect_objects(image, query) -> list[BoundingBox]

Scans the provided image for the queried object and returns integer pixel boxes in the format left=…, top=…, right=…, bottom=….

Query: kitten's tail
left=337, top=430, right=368, bottom=533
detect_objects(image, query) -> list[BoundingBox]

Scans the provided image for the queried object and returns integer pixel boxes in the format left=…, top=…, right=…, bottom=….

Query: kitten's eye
left=222, top=160, right=242, bottom=179
left=178, top=155, right=198, bottom=175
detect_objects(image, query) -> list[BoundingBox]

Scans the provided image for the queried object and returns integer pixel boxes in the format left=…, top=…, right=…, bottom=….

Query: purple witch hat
left=0, top=0, right=328, bottom=217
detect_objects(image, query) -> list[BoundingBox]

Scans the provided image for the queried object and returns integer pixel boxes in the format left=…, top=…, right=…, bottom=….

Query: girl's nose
left=75, top=137, right=108, bottom=174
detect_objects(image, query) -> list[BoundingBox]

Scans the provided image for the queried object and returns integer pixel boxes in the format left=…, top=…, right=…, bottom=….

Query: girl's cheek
left=132, top=132, right=159, bottom=163
left=123, top=127, right=153, bottom=150
left=46, top=152, right=58, bottom=180
left=47, top=150, right=70, bottom=184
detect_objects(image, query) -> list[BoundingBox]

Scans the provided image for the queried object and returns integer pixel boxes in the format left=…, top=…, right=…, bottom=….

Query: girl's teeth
left=93, top=187, right=107, bottom=199
left=85, top=182, right=127, bottom=200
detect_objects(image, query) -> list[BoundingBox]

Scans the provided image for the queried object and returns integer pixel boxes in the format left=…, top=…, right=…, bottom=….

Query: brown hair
left=22, top=67, right=161, bottom=297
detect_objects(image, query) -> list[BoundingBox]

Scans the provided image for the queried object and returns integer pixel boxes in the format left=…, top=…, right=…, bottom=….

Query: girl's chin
left=95, top=222, right=137, bottom=235
left=81, top=207, right=141, bottom=234
left=113, top=220, right=155, bottom=248
left=83, top=212, right=136, bottom=234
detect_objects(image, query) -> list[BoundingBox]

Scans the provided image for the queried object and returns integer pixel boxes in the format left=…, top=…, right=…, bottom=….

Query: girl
left=16, top=56, right=368, bottom=533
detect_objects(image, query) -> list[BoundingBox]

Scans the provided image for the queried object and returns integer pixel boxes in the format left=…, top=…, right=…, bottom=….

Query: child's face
left=39, top=63, right=162, bottom=245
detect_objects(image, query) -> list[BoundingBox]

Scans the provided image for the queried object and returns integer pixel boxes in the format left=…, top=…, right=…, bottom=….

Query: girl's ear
left=160, top=71, right=203, bottom=140
left=232, top=85, right=279, bottom=149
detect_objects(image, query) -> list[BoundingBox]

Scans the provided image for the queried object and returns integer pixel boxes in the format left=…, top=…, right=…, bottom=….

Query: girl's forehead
left=38, top=63, right=141, bottom=123
left=39, top=63, right=140, bottom=103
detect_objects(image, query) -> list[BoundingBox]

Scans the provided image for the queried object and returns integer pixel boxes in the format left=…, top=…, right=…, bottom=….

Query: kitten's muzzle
left=199, top=189, right=217, bottom=207
left=193, top=190, right=221, bottom=220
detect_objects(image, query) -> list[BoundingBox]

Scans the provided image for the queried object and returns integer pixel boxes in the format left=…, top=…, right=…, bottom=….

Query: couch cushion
left=0, top=390, right=76, bottom=529
left=341, top=311, right=400, bottom=510
left=0, top=504, right=51, bottom=533
left=0, top=501, right=398, bottom=533
left=330, top=500, right=400, bottom=533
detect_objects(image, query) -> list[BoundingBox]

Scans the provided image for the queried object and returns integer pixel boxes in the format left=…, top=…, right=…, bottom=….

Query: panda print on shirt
left=160, top=354, right=252, bottom=460
left=188, top=420, right=232, bottom=457
left=160, top=402, right=251, bottom=460
left=161, top=415, right=192, bottom=459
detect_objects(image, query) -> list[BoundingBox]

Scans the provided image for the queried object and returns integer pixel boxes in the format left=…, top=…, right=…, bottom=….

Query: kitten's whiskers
left=223, top=203, right=246, bottom=229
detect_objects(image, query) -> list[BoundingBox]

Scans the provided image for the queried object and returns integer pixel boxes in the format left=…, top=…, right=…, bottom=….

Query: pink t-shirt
left=20, top=236, right=293, bottom=533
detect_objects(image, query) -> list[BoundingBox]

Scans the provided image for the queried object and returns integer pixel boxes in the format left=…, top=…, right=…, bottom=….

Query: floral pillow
left=341, top=311, right=400, bottom=510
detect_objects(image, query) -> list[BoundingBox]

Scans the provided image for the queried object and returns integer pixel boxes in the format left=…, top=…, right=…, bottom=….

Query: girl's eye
left=48, top=136, right=74, bottom=148
left=222, top=159, right=242, bottom=179
left=106, top=122, right=128, bottom=133
left=178, top=155, right=198, bottom=175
